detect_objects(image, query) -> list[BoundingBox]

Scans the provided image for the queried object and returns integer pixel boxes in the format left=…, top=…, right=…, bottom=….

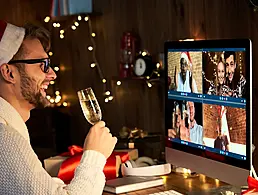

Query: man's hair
left=224, top=51, right=236, bottom=62
left=11, top=23, right=50, bottom=72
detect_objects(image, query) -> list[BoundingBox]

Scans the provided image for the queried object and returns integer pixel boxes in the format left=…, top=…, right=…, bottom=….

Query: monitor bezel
left=164, top=39, right=251, bottom=171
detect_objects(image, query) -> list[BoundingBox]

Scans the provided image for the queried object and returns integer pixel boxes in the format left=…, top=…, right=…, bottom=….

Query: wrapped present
left=50, top=0, right=92, bottom=17
left=44, top=145, right=138, bottom=183
left=241, top=176, right=258, bottom=194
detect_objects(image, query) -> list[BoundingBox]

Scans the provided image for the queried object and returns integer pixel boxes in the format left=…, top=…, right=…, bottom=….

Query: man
left=188, top=101, right=203, bottom=145
left=214, top=121, right=229, bottom=151
left=0, top=20, right=117, bottom=194
left=168, top=101, right=203, bottom=144
left=224, top=51, right=246, bottom=98
left=175, top=52, right=198, bottom=93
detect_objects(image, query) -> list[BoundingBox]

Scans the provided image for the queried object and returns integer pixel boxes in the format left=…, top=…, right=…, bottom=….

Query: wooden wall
left=1, top=0, right=258, bottom=169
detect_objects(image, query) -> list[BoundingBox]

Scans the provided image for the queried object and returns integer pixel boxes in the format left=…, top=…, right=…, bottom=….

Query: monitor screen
left=164, top=39, right=252, bottom=186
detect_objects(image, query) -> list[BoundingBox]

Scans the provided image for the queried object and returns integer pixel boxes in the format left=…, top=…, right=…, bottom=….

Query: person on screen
left=214, top=122, right=229, bottom=151
left=175, top=52, right=198, bottom=93
left=168, top=103, right=190, bottom=141
left=0, top=21, right=117, bottom=194
left=207, top=57, right=231, bottom=96
left=224, top=51, right=246, bottom=98
left=188, top=101, right=204, bottom=145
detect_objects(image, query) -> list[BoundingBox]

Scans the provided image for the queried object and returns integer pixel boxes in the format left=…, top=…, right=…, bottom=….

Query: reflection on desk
left=103, top=172, right=238, bottom=195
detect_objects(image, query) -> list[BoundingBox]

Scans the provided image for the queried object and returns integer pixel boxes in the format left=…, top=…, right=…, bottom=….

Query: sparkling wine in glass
left=77, top=87, right=102, bottom=125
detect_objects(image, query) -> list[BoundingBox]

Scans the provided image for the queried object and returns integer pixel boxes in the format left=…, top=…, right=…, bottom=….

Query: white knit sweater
left=0, top=97, right=107, bottom=195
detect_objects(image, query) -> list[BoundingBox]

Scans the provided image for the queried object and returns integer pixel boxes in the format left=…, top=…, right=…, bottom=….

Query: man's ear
left=0, top=63, right=17, bottom=84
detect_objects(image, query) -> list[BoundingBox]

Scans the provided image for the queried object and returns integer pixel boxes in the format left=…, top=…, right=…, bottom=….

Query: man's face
left=225, top=55, right=236, bottom=83
left=217, top=62, right=225, bottom=85
left=180, top=58, right=188, bottom=78
left=188, top=101, right=195, bottom=121
left=17, top=39, right=56, bottom=108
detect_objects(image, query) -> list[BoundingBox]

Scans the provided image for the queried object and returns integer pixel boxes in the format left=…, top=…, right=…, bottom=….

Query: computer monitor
left=164, top=39, right=252, bottom=186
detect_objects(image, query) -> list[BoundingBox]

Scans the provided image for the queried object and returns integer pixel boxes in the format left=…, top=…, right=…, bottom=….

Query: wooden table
left=102, top=172, right=236, bottom=194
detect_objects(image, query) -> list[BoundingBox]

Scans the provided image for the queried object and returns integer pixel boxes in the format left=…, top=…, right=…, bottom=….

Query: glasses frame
left=8, top=58, right=51, bottom=73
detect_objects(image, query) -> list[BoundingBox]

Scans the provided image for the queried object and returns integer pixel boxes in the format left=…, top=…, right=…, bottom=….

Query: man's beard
left=20, top=70, right=50, bottom=108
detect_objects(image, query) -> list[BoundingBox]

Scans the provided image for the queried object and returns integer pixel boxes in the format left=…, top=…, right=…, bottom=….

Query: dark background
left=1, top=0, right=258, bottom=170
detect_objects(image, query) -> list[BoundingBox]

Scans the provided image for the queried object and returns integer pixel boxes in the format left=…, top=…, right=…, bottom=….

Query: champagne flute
left=77, top=87, right=102, bottom=125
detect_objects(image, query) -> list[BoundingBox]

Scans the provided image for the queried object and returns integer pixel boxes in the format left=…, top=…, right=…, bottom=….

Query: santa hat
left=180, top=52, right=192, bottom=68
left=0, top=20, right=25, bottom=66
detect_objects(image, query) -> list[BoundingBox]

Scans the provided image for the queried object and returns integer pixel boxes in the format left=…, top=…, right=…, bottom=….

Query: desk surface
left=102, top=172, right=232, bottom=195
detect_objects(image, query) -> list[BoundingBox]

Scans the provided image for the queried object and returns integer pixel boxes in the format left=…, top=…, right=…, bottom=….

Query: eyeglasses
left=8, top=58, right=51, bottom=73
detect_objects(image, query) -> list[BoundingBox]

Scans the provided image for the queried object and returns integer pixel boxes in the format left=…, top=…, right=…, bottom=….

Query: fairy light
left=156, top=63, right=161, bottom=68
left=105, top=91, right=111, bottom=96
left=46, top=95, right=51, bottom=100
left=44, top=16, right=50, bottom=23
left=142, top=51, right=147, bottom=56
left=147, top=82, right=152, bottom=88
left=50, top=98, right=55, bottom=103
left=146, top=76, right=150, bottom=79
left=117, top=81, right=121, bottom=86
left=108, top=96, right=113, bottom=101
left=55, top=91, right=60, bottom=96
left=105, top=98, right=109, bottom=103
left=48, top=52, right=53, bottom=56
left=45, top=15, right=108, bottom=103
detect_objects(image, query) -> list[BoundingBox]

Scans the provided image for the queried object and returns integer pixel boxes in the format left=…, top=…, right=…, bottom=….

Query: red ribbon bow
left=57, top=145, right=130, bottom=183
left=241, top=176, right=258, bottom=194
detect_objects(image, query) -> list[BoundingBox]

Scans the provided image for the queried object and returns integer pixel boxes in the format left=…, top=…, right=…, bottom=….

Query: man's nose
left=47, top=67, right=57, bottom=80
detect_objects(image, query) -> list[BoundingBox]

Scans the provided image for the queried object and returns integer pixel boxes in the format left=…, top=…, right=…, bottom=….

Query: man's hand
left=168, top=129, right=177, bottom=138
left=83, top=121, right=117, bottom=159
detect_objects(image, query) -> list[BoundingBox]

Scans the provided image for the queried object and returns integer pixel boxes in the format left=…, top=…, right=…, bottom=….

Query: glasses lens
left=44, top=59, right=50, bottom=73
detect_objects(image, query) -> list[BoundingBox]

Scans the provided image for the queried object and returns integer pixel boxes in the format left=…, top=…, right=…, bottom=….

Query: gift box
left=44, top=146, right=138, bottom=183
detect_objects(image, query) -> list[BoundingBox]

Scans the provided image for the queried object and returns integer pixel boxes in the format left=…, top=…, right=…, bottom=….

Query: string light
left=105, top=91, right=111, bottom=95
left=142, top=51, right=147, bottom=56
left=147, top=82, right=152, bottom=88
left=44, top=16, right=50, bottom=23
left=105, top=98, right=109, bottom=103
left=55, top=91, right=60, bottom=96
left=108, top=96, right=113, bottom=101
left=48, top=52, right=53, bottom=56
left=117, top=81, right=121, bottom=86
left=46, top=15, right=108, bottom=103
left=156, top=63, right=161, bottom=68
left=146, top=76, right=150, bottom=79
left=50, top=98, right=55, bottom=103
left=46, top=95, right=51, bottom=100
left=63, top=102, right=68, bottom=107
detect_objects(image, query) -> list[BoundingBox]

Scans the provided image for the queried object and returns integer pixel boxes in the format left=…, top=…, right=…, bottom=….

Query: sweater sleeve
left=0, top=124, right=106, bottom=195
